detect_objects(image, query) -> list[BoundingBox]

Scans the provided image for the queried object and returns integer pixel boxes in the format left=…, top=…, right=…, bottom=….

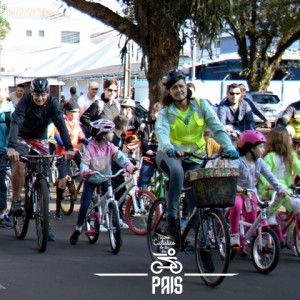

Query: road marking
left=184, top=273, right=239, bottom=277
left=94, top=273, right=148, bottom=277
left=0, top=284, right=7, bottom=290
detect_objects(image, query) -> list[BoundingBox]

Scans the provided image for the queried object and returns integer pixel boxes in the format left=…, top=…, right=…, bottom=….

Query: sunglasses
left=91, top=88, right=98, bottom=91
left=107, top=89, right=117, bottom=93
left=229, top=92, right=241, bottom=96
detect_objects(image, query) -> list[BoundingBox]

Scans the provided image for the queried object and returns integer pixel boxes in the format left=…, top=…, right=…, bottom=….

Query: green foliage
left=0, top=3, right=10, bottom=42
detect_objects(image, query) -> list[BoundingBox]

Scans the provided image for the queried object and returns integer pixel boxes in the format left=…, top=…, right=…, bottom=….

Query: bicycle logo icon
left=150, top=248, right=183, bottom=274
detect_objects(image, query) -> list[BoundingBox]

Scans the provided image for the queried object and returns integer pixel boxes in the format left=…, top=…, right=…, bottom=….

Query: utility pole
left=123, top=41, right=131, bottom=98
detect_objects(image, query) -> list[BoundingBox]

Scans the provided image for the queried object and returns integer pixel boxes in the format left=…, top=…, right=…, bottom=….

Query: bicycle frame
left=272, top=206, right=300, bottom=245
left=114, top=170, right=146, bottom=215
left=236, top=189, right=277, bottom=250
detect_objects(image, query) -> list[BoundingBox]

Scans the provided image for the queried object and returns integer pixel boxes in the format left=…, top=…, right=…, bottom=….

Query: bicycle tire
left=125, top=189, right=157, bottom=236
left=195, top=209, right=230, bottom=287
left=60, top=181, right=75, bottom=216
left=85, top=207, right=100, bottom=244
left=5, top=171, right=11, bottom=198
left=35, top=179, right=49, bottom=253
left=106, top=201, right=121, bottom=254
left=12, top=180, right=31, bottom=240
left=293, top=218, right=300, bottom=257
left=147, top=197, right=174, bottom=261
left=251, top=227, right=280, bottom=273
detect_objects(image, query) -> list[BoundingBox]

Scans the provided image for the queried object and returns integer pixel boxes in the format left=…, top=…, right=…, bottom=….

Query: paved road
left=0, top=199, right=299, bottom=300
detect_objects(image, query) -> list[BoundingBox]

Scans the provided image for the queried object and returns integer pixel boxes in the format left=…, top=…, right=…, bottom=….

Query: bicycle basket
left=185, top=167, right=238, bottom=208
left=291, top=196, right=300, bottom=215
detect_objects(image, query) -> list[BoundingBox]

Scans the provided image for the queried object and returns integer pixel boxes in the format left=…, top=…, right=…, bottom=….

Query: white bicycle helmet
left=90, top=119, right=115, bottom=137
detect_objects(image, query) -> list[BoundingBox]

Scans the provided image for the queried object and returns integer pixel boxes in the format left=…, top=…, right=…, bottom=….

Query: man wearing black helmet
left=7, top=78, right=74, bottom=240
left=156, top=69, right=239, bottom=236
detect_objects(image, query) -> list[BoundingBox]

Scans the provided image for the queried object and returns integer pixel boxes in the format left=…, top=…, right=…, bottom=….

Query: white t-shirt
left=78, top=94, right=100, bottom=112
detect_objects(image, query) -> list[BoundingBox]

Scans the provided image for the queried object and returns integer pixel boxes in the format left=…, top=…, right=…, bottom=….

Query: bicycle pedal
left=85, top=230, right=97, bottom=237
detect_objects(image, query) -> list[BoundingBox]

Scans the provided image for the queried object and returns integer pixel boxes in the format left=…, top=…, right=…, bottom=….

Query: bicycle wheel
left=195, top=209, right=230, bottom=287
left=293, top=218, right=300, bottom=256
left=12, top=180, right=31, bottom=240
left=5, top=170, right=11, bottom=198
left=125, top=189, right=157, bottom=235
left=35, top=179, right=49, bottom=253
left=147, top=197, right=174, bottom=261
left=85, top=207, right=101, bottom=244
left=60, top=181, right=75, bottom=216
left=251, top=227, right=280, bottom=273
left=106, top=201, right=121, bottom=254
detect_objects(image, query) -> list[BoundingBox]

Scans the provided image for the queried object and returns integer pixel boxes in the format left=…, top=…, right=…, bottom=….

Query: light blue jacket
left=231, top=156, right=284, bottom=193
left=155, top=98, right=235, bottom=153
left=0, top=101, right=14, bottom=152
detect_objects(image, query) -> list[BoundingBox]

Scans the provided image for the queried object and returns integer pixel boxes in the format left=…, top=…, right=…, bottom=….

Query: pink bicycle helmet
left=239, top=130, right=266, bottom=148
left=90, top=119, right=115, bottom=137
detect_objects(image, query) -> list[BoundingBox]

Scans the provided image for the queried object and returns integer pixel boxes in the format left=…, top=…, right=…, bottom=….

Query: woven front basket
left=185, top=167, right=239, bottom=208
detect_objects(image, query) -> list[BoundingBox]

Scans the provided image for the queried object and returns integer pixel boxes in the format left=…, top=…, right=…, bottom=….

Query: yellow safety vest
left=168, top=98, right=206, bottom=154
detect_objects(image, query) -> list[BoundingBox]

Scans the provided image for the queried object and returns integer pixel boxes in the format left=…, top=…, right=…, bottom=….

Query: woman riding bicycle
left=155, top=69, right=239, bottom=236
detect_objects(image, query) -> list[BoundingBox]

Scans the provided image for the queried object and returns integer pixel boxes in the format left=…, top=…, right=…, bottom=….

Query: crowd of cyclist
left=0, top=70, right=300, bottom=255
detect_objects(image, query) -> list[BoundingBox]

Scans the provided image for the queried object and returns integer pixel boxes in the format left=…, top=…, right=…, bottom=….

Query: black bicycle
left=12, top=153, right=60, bottom=252
left=147, top=151, right=238, bottom=287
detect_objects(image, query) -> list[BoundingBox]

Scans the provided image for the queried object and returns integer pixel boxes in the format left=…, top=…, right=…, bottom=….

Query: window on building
left=61, top=31, right=80, bottom=43
left=39, top=30, right=45, bottom=37
left=26, top=30, right=32, bottom=37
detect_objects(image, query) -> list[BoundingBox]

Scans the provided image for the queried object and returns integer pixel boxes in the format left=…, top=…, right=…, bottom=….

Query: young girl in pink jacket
left=70, top=119, right=135, bottom=245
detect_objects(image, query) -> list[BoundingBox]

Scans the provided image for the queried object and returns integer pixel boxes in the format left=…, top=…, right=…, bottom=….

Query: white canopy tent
left=17, top=31, right=142, bottom=79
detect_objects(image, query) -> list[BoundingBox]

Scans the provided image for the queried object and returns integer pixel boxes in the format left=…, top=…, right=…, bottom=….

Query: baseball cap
left=64, top=101, right=79, bottom=112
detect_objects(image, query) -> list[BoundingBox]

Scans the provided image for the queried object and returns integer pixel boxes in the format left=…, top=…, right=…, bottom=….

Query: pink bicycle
left=269, top=186, right=300, bottom=256
left=230, top=189, right=280, bottom=273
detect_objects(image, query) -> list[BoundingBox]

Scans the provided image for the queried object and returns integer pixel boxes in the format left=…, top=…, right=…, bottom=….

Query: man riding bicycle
left=7, top=78, right=74, bottom=240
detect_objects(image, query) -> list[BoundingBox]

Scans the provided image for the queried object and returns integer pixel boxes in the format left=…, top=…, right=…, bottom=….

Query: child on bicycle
left=54, top=101, right=88, bottom=220
left=259, top=126, right=300, bottom=254
left=229, top=130, right=286, bottom=247
left=69, top=119, right=135, bottom=245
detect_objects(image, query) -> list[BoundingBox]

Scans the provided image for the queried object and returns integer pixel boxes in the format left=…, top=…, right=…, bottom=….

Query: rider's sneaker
left=70, top=230, right=80, bottom=245
left=11, top=200, right=23, bottom=216
left=291, top=245, right=298, bottom=256
left=230, top=234, right=240, bottom=247
left=53, top=212, right=62, bottom=221
left=119, top=219, right=129, bottom=229
left=0, top=214, right=13, bottom=228
left=48, top=226, right=55, bottom=242
left=268, top=214, right=278, bottom=225
left=100, top=224, right=108, bottom=232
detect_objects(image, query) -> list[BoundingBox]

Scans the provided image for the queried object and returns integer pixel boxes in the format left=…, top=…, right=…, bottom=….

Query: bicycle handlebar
left=237, top=188, right=278, bottom=206
left=20, top=154, right=64, bottom=164
left=92, top=168, right=126, bottom=179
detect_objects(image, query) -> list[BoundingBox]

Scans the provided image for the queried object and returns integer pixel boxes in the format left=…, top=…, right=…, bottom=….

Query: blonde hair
left=264, top=126, right=293, bottom=171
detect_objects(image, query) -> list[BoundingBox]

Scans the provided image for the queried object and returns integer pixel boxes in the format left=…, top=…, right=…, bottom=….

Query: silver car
left=245, top=91, right=282, bottom=127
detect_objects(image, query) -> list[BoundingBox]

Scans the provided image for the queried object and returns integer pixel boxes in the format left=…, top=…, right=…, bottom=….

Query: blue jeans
left=137, top=159, right=156, bottom=189
left=76, top=180, right=108, bottom=228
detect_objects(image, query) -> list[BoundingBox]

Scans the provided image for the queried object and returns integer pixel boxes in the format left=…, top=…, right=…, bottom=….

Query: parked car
left=245, top=91, right=282, bottom=127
